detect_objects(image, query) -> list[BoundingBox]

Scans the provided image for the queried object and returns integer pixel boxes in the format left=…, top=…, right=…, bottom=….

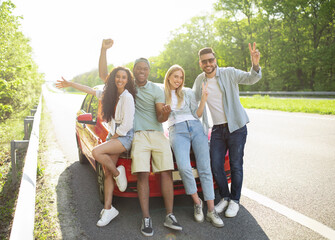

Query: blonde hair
left=164, top=65, right=185, bottom=109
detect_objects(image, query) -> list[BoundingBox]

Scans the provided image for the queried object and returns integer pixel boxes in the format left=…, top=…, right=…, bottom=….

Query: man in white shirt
left=193, top=43, right=262, bottom=218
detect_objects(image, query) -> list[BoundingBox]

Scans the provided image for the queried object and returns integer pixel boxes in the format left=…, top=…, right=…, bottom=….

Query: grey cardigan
left=192, top=66, right=262, bottom=133
left=168, top=87, right=209, bottom=135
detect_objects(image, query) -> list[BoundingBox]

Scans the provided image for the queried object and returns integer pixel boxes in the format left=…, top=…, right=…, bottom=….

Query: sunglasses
left=201, top=58, right=215, bottom=65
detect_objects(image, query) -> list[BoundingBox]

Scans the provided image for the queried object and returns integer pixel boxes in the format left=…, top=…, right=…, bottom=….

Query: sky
left=10, top=0, right=217, bottom=82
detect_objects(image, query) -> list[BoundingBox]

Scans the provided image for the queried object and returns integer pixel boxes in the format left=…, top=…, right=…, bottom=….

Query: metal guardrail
left=10, top=140, right=29, bottom=183
left=10, top=96, right=42, bottom=240
left=240, top=91, right=335, bottom=97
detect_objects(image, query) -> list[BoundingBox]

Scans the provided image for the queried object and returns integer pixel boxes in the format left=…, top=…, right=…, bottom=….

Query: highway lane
left=244, top=109, right=335, bottom=232
left=43, top=86, right=335, bottom=239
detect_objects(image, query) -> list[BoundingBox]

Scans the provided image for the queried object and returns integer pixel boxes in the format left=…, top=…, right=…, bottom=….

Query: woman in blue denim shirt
left=163, top=65, right=223, bottom=228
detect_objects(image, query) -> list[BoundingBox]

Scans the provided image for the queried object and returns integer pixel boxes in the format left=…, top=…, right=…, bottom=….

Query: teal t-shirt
left=134, top=81, right=165, bottom=132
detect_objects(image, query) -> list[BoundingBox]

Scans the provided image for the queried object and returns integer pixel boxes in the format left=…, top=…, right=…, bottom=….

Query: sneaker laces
left=212, top=211, right=220, bottom=220
left=144, top=218, right=150, bottom=228
left=168, top=214, right=178, bottom=223
left=195, top=204, right=202, bottom=215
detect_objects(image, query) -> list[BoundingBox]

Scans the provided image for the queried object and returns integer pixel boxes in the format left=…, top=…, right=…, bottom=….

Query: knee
left=210, top=162, right=220, bottom=174
left=104, top=168, right=112, bottom=178
left=160, top=170, right=172, bottom=181
left=137, top=172, right=149, bottom=182
left=92, top=147, right=99, bottom=160
left=230, top=163, right=243, bottom=174
left=177, top=165, right=188, bottom=174
left=211, top=166, right=221, bottom=179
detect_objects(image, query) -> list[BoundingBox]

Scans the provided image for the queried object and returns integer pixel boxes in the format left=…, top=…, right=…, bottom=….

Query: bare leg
left=92, top=139, right=126, bottom=177
left=206, top=200, right=215, bottom=212
left=160, top=170, right=174, bottom=215
left=103, top=154, right=119, bottom=209
left=190, top=193, right=201, bottom=205
left=137, top=172, right=150, bottom=218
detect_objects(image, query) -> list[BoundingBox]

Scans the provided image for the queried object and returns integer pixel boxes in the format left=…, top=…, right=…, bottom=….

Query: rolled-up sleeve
left=115, top=93, right=135, bottom=136
left=233, top=67, right=262, bottom=85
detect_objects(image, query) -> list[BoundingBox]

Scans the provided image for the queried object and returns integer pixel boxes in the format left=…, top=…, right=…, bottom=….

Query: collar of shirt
left=119, top=89, right=129, bottom=98
left=135, top=80, right=150, bottom=89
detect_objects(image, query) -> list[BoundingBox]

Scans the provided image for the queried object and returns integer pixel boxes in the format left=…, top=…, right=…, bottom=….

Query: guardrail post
left=30, top=109, right=37, bottom=116
left=24, top=117, right=34, bottom=140
left=10, top=140, right=29, bottom=184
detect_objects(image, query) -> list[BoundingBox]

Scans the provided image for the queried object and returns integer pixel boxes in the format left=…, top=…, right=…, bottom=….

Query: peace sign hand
left=249, top=42, right=260, bottom=67
left=201, top=81, right=209, bottom=102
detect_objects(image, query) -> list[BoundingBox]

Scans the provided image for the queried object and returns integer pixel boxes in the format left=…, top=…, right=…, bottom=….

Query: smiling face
left=199, top=53, right=217, bottom=77
left=114, top=70, right=128, bottom=93
left=168, top=70, right=184, bottom=90
left=133, top=62, right=150, bottom=86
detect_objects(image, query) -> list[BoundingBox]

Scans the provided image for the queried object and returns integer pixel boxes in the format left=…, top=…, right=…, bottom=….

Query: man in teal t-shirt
left=99, top=39, right=182, bottom=237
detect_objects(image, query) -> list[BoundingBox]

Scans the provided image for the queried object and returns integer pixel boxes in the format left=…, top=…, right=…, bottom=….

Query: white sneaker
left=225, top=201, right=239, bottom=218
left=96, top=207, right=119, bottom=227
left=114, top=165, right=127, bottom=192
left=206, top=210, right=224, bottom=228
left=214, top=198, right=229, bottom=214
left=164, top=213, right=182, bottom=231
left=194, top=198, right=204, bottom=222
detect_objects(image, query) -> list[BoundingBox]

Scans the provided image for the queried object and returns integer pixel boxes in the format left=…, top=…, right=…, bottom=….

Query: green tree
left=151, top=15, right=219, bottom=87
left=213, top=0, right=335, bottom=91
left=214, top=0, right=258, bottom=70
left=0, top=0, right=44, bottom=122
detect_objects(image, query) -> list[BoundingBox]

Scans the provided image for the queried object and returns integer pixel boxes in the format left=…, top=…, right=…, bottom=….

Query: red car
left=75, top=85, right=230, bottom=202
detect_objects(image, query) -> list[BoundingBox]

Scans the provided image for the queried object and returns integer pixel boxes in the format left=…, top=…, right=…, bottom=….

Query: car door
left=76, top=94, right=100, bottom=165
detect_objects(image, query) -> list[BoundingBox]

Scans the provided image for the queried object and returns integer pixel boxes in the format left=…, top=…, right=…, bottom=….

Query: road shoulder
left=36, top=99, right=88, bottom=239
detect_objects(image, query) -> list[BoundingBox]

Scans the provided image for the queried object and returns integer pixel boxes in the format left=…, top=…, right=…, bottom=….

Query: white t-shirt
left=168, top=90, right=195, bottom=127
left=206, top=77, right=227, bottom=125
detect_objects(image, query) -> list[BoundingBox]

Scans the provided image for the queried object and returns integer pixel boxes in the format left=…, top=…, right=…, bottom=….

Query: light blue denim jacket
left=168, top=87, right=209, bottom=135
left=192, top=66, right=262, bottom=133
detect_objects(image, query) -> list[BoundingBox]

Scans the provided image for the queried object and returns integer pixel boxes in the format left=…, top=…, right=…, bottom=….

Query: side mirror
left=77, top=113, right=96, bottom=125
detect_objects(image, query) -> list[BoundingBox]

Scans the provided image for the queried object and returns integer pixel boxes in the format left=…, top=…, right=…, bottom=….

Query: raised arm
left=56, top=77, right=96, bottom=96
left=99, top=39, right=114, bottom=83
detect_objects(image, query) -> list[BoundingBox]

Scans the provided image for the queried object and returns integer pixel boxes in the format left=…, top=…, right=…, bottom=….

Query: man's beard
left=204, top=64, right=217, bottom=75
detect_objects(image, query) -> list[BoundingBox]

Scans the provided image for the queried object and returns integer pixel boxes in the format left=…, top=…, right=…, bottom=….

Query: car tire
left=76, top=136, right=88, bottom=164
left=96, top=162, right=105, bottom=204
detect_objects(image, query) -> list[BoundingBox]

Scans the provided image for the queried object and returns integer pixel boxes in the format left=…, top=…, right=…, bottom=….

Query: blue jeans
left=169, top=120, right=215, bottom=201
left=210, top=124, right=247, bottom=202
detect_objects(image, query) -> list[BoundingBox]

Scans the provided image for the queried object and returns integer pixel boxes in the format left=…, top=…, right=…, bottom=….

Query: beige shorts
left=131, top=130, right=174, bottom=174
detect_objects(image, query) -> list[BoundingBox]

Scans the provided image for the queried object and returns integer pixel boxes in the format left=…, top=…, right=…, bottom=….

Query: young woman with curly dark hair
left=56, top=66, right=136, bottom=227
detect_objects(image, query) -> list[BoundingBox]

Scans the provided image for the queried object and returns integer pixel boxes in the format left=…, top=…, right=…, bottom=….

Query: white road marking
left=242, top=187, right=335, bottom=240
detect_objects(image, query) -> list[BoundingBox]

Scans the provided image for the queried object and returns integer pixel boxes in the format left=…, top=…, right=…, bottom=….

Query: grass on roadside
left=34, top=97, right=60, bottom=239
left=240, top=95, right=335, bottom=115
left=0, top=105, right=36, bottom=239
left=0, top=96, right=59, bottom=240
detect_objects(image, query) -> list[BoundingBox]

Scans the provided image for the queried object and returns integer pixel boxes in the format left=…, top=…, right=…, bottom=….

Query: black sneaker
left=141, top=217, right=154, bottom=237
left=163, top=213, right=182, bottom=231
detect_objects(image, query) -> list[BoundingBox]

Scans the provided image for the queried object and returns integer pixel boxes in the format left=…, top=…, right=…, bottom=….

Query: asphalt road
left=43, top=85, right=335, bottom=240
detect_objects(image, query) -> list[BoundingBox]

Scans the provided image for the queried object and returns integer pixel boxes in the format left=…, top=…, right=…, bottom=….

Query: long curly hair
left=101, top=66, right=136, bottom=122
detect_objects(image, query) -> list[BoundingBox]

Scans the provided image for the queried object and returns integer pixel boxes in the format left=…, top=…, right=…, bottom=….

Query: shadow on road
left=57, top=161, right=269, bottom=240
